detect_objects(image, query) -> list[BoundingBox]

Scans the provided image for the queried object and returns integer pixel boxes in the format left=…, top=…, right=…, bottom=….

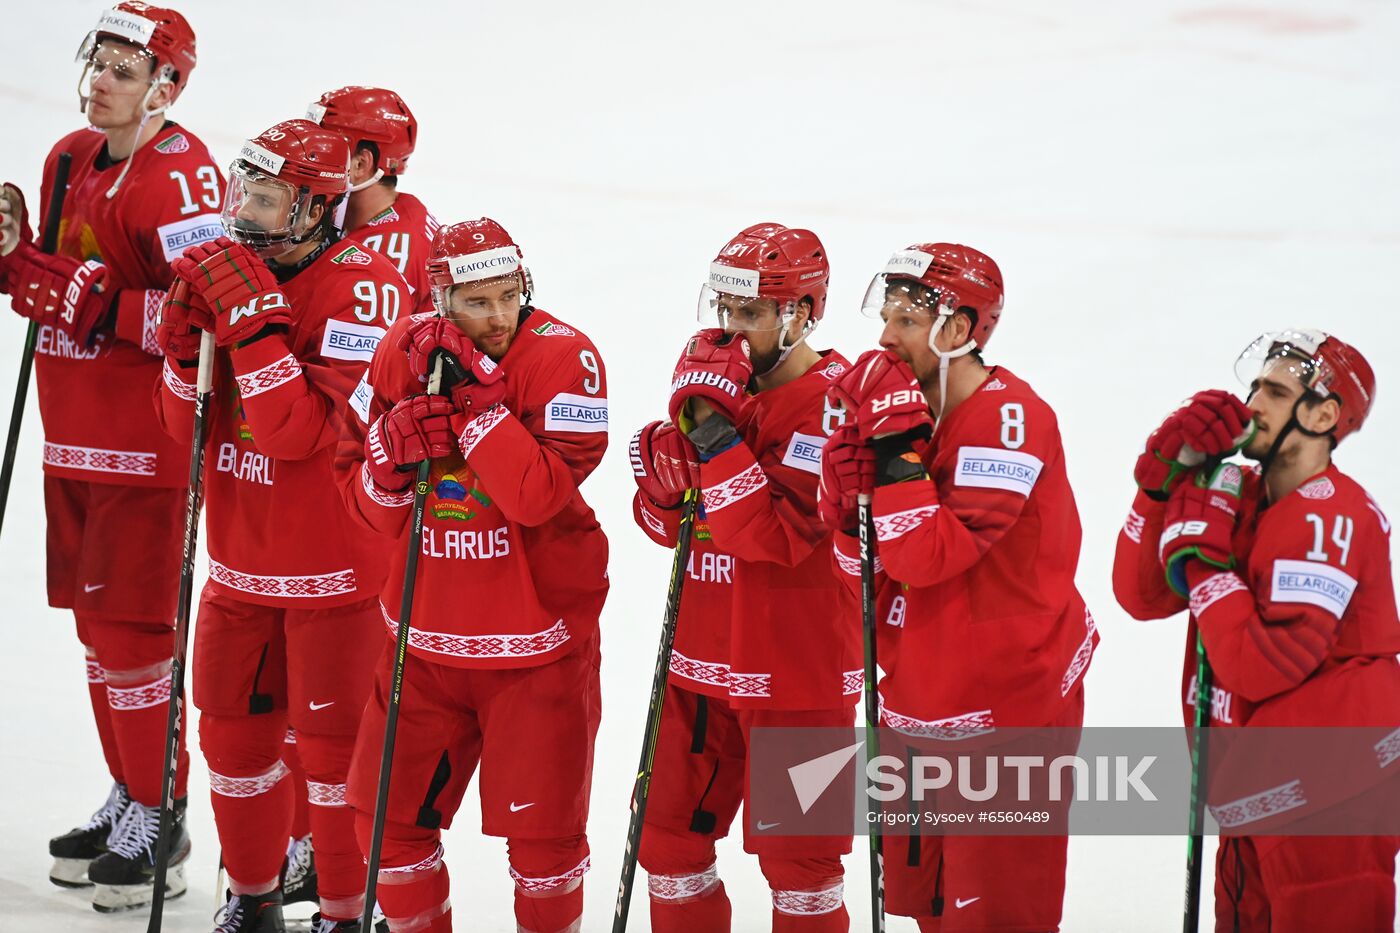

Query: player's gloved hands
left=828, top=349, right=933, bottom=442
left=397, top=314, right=470, bottom=383
left=1158, top=462, right=1244, bottom=598
left=365, top=394, right=458, bottom=491
left=1135, top=390, right=1255, bottom=499
left=7, top=243, right=110, bottom=344
left=156, top=280, right=214, bottom=361
left=172, top=236, right=289, bottom=347
left=0, top=183, right=31, bottom=258
left=818, top=421, right=875, bottom=534
left=668, top=329, right=753, bottom=425
left=630, top=420, right=700, bottom=507
left=395, top=313, right=508, bottom=418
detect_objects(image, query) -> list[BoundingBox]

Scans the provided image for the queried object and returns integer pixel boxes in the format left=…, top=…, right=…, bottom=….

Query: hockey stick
left=0, top=151, right=72, bottom=538
left=858, top=493, right=886, bottom=933
left=359, top=354, right=447, bottom=933
left=147, top=326, right=216, bottom=933
left=1183, top=631, right=1213, bottom=932
left=612, top=487, right=700, bottom=933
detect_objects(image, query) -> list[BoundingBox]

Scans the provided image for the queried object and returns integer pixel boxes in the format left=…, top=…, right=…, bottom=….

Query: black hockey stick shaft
left=360, top=356, right=446, bottom=933
left=613, top=488, right=700, bottom=933
left=1183, top=630, right=1213, bottom=932
left=147, top=328, right=216, bottom=933
left=0, top=152, right=72, bottom=538
left=858, top=493, right=886, bottom=933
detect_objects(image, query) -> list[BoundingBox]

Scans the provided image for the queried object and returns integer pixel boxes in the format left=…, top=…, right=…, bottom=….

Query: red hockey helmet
left=1235, top=329, right=1376, bottom=443
left=698, top=223, right=829, bottom=333
left=862, top=243, right=1005, bottom=354
left=307, top=86, right=418, bottom=177
left=222, top=120, right=351, bottom=257
left=76, top=3, right=198, bottom=107
left=426, top=218, right=532, bottom=319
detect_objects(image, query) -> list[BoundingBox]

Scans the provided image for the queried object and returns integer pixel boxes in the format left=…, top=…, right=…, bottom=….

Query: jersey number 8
left=1000, top=403, right=1025, bottom=450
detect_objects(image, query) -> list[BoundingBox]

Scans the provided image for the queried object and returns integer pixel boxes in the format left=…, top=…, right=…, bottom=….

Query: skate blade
left=91, top=863, right=187, bottom=913
left=49, top=857, right=94, bottom=888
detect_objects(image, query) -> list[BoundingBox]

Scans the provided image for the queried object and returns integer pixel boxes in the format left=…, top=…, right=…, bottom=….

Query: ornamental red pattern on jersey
left=156, top=240, right=406, bottom=608
left=692, top=350, right=861, bottom=710
left=835, top=367, right=1097, bottom=731
left=335, top=308, right=609, bottom=671
left=1113, top=464, right=1400, bottom=730
left=35, top=123, right=225, bottom=487
left=348, top=192, right=439, bottom=314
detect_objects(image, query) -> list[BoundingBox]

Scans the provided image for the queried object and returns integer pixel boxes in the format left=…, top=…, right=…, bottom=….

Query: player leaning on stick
left=335, top=219, right=609, bottom=933
left=0, top=2, right=220, bottom=911
left=1113, top=329, right=1400, bottom=932
left=276, top=83, right=441, bottom=911
left=630, top=222, right=859, bottom=931
left=819, top=244, right=1097, bottom=932
left=156, top=119, right=407, bottom=933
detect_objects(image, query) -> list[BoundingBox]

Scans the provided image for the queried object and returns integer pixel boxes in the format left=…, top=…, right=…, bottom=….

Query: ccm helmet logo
left=228, top=292, right=290, bottom=326
left=672, top=370, right=740, bottom=399
left=62, top=261, right=104, bottom=324
left=870, top=389, right=922, bottom=413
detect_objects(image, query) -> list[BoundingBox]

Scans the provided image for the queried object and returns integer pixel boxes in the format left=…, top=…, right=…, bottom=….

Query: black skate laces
left=105, top=799, right=160, bottom=860
left=86, top=784, right=130, bottom=834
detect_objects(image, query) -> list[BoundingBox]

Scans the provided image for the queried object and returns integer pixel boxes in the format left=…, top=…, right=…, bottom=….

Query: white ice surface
left=2, top=1, right=1398, bottom=930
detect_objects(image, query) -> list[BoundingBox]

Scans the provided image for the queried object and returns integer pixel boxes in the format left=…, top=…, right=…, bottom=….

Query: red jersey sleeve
left=456, top=331, right=608, bottom=527
left=697, top=435, right=826, bottom=566
left=873, top=393, right=1058, bottom=587
left=333, top=333, right=414, bottom=539
left=1188, top=491, right=1369, bottom=703
left=1112, top=489, right=1187, bottom=620
left=154, top=356, right=201, bottom=445
left=228, top=262, right=398, bottom=462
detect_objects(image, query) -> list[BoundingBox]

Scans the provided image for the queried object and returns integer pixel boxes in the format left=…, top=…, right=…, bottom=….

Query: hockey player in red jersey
left=307, top=86, right=439, bottom=315
left=156, top=119, right=407, bottom=933
left=0, top=3, right=219, bottom=911
left=334, top=218, right=608, bottom=933
left=276, top=84, right=437, bottom=909
left=820, top=244, right=1096, bottom=932
left=629, top=222, right=859, bottom=931
left=1113, top=329, right=1400, bottom=932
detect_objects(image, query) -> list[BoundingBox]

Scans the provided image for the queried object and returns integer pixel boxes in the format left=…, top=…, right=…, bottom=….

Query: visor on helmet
left=429, top=246, right=527, bottom=321
left=697, top=262, right=795, bottom=333
left=1235, top=329, right=1337, bottom=400
left=221, top=161, right=323, bottom=258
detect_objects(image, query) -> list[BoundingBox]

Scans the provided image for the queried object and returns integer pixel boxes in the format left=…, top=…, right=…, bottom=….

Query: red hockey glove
left=668, top=329, right=753, bottom=424
left=396, top=314, right=471, bottom=382
left=156, top=280, right=214, bottom=361
left=0, top=183, right=32, bottom=258
left=365, top=394, right=458, bottom=491
left=630, top=420, right=700, bottom=507
left=447, top=351, right=507, bottom=422
left=829, top=349, right=933, bottom=442
left=1135, top=390, right=1255, bottom=498
left=7, top=242, right=111, bottom=344
left=1159, top=462, right=1244, bottom=598
left=818, top=422, right=875, bottom=534
left=172, top=236, right=289, bottom=347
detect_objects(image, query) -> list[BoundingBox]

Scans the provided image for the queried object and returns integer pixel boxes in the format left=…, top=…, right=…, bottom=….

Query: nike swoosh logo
left=955, top=896, right=981, bottom=909
left=308, top=701, right=335, bottom=711
left=755, top=820, right=781, bottom=831
left=509, top=802, right=535, bottom=812
left=83, top=583, right=105, bottom=593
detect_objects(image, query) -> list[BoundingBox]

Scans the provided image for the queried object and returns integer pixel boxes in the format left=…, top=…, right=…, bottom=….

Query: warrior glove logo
left=671, top=370, right=741, bottom=400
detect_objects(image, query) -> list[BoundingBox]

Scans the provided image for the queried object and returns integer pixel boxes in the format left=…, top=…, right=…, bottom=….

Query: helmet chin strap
left=349, top=168, right=385, bottom=193
left=105, top=76, right=172, bottom=200
left=926, top=310, right=978, bottom=430
left=754, top=310, right=814, bottom=377
left=1256, top=393, right=1335, bottom=489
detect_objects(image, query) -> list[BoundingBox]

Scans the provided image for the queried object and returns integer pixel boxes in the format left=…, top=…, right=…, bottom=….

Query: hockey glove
left=631, top=420, right=700, bottom=508
left=1135, top=390, right=1255, bottom=499
left=172, top=236, right=290, bottom=347
left=0, top=182, right=31, bottom=258
left=397, top=314, right=472, bottom=383
left=829, top=349, right=933, bottom=442
left=668, top=329, right=753, bottom=425
left=365, top=394, right=458, bottom=492
left=7, top=242, right=111, bottom=345
left=156, top=280, right=214, bottom=362
left=1158, top=462, right=1244, bottom=599
left=818, top=421, right=874, bottom=534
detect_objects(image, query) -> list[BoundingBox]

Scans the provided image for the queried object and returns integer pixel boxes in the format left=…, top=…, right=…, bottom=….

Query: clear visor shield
left=696, top=286, right=791, bottom=333
left=431, top=275, right=526, bottom=321
left=861, top=274, right=956, bottom=321
left=221, top=163, right=314, bottom=257
left=75, top=36, right=160, bottom=112
left=1235, top=330, right=1334, bottom=400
